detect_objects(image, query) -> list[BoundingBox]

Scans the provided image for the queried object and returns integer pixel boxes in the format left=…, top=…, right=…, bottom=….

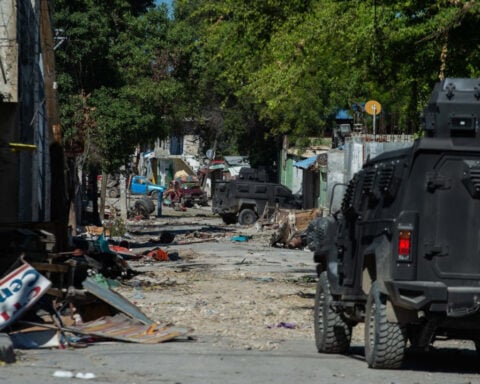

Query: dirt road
left=115, top=206, right=322, bottom=351
left=3, top=205, right=480, bottom=384
left=117, top=205, right=478, bottom=359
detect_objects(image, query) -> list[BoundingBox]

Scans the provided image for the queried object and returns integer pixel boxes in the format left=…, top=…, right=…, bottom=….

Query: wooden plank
left=29, top=262, right=69, bottom=273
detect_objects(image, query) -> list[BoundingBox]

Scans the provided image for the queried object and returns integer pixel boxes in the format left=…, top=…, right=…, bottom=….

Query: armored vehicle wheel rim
left=364, top=282, right=406, bottom=369
left=238, top=209, right=257, bottom=226
left=314, top=272, right=351, bottom=354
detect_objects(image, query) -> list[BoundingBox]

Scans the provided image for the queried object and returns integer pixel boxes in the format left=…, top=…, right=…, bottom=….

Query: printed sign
left=0, top=263, right=52, bottom=330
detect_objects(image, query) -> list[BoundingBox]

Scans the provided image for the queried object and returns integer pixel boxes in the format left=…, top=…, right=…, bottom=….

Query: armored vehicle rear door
left=408, top=143, right=480, bottom=283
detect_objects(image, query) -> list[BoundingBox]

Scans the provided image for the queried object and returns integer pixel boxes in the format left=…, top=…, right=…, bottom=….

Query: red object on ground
left=147, top=249, right=169, bottom=261
left=109, top=245, right=142, bottom=260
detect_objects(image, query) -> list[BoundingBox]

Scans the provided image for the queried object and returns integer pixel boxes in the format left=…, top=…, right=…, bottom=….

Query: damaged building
left=0, top=2, right=192, bottom=361
left=0, top=1, right=68, bottom=264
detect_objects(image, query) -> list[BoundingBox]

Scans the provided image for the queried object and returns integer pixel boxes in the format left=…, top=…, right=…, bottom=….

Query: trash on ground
left=66, top=313, right=192, bottom=343
left=0, top=226, right=194, bottom=354
left=267, top=322, right=296, bottom=329
left=268, top=208, right=320, bottom=249
left=230, top=235, right=250, bottom=242
left=0, top=260, right=52, bottom=331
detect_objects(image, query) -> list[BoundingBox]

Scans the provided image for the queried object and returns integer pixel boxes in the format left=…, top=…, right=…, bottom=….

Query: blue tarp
left=335, top=109, right=353, bottom=120
left=293, top=155, right=318, bottom=169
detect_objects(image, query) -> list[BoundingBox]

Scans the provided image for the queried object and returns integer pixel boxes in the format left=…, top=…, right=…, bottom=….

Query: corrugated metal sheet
left=67, top=313, right=191, bottom=344
left=82, top=278, right=153, bottom=325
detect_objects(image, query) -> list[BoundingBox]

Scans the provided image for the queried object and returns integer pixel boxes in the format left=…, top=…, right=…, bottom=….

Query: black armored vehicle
left=308, top=78, right=480, bottom=369
left=212, top=168, right=301, bottom=225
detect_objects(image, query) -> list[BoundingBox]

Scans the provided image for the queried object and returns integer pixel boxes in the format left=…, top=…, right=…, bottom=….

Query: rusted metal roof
left=67, top=313, right=192, bottom=344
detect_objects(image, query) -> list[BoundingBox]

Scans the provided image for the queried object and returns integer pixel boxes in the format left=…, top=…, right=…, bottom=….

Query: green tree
left=172, top=0, right=480, bottom=149
left=55, top=0, right=184, bottom=225
left=56, top=0, right=480, bottom=183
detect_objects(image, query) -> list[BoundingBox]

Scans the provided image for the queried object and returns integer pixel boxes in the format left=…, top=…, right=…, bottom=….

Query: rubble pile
left=266, top=208, right=321, bottom=249
left=0, top=207, right=320, bottom=362
left=0, top=225, right=200, bottom=362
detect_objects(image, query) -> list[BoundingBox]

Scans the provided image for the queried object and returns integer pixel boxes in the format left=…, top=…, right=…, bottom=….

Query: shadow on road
left=346, top=345, right=480, bottom=373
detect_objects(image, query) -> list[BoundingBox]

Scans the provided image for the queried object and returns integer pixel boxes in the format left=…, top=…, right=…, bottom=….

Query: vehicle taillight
left=398, top=230, right=412, bottom=262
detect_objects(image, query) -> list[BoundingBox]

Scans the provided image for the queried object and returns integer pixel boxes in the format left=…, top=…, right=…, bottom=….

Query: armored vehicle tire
left=365, top=282, right=406, bottom=369
left=314, top=271, right=352, bottom=354
left=238, top=209, right=257, bottom=226
left=221, top=214, right=237, bottom=225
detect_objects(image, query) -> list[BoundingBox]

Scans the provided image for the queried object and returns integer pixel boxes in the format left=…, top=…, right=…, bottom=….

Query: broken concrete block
left=0, top=333, right=15, bottom=363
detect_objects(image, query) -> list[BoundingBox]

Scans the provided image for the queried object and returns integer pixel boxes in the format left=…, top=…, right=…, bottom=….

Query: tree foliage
left=55, top=0, right=480, bottom=170
left=55, top=0, right=179, bottom=174
left=172, top=0, right=480, bottom=159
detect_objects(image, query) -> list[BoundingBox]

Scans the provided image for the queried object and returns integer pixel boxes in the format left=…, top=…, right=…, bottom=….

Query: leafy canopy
left=55, top=0, right=480, bottom=170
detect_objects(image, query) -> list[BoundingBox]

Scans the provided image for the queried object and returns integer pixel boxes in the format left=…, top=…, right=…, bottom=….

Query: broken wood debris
left=0, top=226, right=198, bottom=361
left=66, top=313, right=192, bottom=344
left=267, top=208, right=321, bottom=249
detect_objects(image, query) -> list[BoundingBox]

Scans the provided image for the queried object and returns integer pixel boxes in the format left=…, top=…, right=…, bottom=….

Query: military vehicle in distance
left=212, top=168, right=301, bottom=225
left=307, top=78, right=480, bottom=369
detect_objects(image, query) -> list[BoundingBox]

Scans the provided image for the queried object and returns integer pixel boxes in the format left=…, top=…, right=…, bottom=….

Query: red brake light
left=398, top=230, right=412, bottom=261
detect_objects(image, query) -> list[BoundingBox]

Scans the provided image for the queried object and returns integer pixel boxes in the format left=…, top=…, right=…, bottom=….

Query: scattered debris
left=81, top=277, right=151, bottom=323
left=66, top=313, right=191, bottom=344
left=230, top=235, right=250, bottom=242
left=108, top=245, right=142, bottom=260
left=0, top=224, right=198, bottom=355
left=267, top=322, right=296, bottom=329
left=0, top=210, right=304, bottom=357
left=9, top=328, right=61, bottom=349
left=269, top=209, right=320, bottom=248
left=53, top=370, right=96, bottom=379
left=0, top=333, right=15, bottom=363
left=145, top=249, right=169, bottom=261
left=0, top=261, right=52, bottom=330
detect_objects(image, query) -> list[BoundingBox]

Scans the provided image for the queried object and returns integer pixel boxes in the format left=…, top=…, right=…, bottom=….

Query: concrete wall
left=155, top=134, right=203, bottom=158
left=324, top=137, right=414, bottom=215
left=291, top=166, right=303, bottom=196
left=0, top=0, right=51, bottom=223
left=343, top=137, right=413, bottom=183
left=280, top=157, right=303, bottom=196
left=0, top=1, right=18, bottom=102
left=326, top=150, right=346, bottom=214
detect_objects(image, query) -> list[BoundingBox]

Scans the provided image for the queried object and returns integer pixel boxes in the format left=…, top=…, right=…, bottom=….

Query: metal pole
left=373, top=104, right=376, bottom=140
left=157, top=191, right=163, bottom=217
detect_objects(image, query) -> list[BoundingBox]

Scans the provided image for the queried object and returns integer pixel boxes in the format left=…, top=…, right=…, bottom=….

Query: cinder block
left=0, top=333, right=16, bottom=363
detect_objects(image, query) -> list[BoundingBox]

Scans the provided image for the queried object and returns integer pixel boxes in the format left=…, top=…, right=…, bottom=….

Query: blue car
left=130, top=176, right=165, bottom=200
